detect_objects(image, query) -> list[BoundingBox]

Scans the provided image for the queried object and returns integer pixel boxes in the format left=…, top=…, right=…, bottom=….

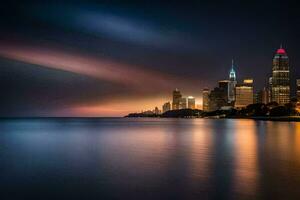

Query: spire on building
left=229, top=59, right=236, bottom=81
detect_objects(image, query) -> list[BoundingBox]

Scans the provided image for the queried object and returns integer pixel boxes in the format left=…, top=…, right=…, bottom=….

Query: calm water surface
left=1, top=118, right=300, bottom=199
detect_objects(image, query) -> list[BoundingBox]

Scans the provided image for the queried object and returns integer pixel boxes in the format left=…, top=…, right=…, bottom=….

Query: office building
left=235, top=78, right=254, bottom=109
left=172, top=88, right=182, bottom=110
left=162, top=102, right=171, bottom=113
left=297, top=79, right=300, bottom=102
left=202, top=88, right=210, bottom=111
left=209, top=87, right=228, bottom=111
left=256, top=87, right=270, bottom=104
left=271, top=46, right=290, bottom=104
left=187, top=96, right=196, bottom=109
left=179, top=97, right=187, bottom=109
left=219, top=80, right=230, bottom=103
left=154, top=107, right=161, bottom=115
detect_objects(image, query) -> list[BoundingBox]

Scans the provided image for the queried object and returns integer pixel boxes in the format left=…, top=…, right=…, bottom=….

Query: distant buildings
left=170, top=89, right=197, bottom=110
left=154, top=107, right=161, bottom=115
left=235, top=79, right=254, bottom=108
left=172, top=88, right=182, bottom=110
left=138, top=46, right=298, bottom=115
left=187, top=96, right=196, bottom=109
left=271, top=46, right=290, bottom=105
left=202, top=88, right=210, bottom=111
left=162, top=102, right=171, bottom=113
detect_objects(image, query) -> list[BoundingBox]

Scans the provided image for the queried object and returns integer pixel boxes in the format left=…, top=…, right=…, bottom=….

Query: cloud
left=0, top=40, right=203, bottom=116
left=26, top=4, right=198, bottom=51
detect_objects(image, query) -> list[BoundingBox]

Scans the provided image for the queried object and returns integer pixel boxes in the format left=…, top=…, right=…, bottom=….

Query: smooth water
left=1, top=118, right=300, bottom=199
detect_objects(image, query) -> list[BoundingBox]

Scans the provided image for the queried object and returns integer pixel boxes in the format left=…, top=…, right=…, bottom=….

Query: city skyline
left=1, top=1, right=300, bottom=117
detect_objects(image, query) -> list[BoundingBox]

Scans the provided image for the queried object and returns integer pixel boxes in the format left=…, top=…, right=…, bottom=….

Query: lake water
left=1, top=118, right=300, bottom=199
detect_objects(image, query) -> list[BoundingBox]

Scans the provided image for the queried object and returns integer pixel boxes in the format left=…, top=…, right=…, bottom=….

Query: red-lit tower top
left=276, top=44, right=287, bottom=54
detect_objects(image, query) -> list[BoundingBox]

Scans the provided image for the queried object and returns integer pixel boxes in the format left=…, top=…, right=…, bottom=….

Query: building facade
left=202, top=88, right=210, bottom=111
left=179, top=97, right=187, bottom=109
left=187, top=96, right=196, bottom=109
left=172, top=88, right=182, bottom=110
left=219, top=80, right=230, bottom=103
left=154, top=107, right=161, bottom=115
left=162, top=102, right=171, bottom=113
left=235, top=79, right=254, bottom=109
left=271, top=46, right=290, bottom=105
left=209, top=87, right=228, bottom=111
left=297, top=79, right=300, bottom=102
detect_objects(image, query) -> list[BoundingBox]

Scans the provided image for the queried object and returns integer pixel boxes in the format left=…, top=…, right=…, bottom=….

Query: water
left=1, top=118, right=300, bottom=199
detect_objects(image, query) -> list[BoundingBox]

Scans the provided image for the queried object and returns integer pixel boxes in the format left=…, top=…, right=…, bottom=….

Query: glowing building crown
left=229, top=59, right=236, bottom=81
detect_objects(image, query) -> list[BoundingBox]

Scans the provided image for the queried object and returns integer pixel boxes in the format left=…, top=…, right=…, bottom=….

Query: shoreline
left=126, top=116, right=300, bottom=122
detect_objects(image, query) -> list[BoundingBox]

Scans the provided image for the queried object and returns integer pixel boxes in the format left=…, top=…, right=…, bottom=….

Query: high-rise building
left=202, top=88, right=210, bottom=111
left=162, top=102, right=171, bottom=113
left=179, top=97, right=187, bottom=109
left=255, top=88, right=269, bottom=104
left=187, top=96, right=196, bottom=109
left=235, top=78, right=254, bottom=109
left=228, top=60, right=237, bottom=103
left=209, top=87, right=228, bottom=111
left=219, top=80, right=230, bottom=103
left=297, top=79, right=300, bottom=102
left=268, top=77, right=273, bottom=103
left=172, top=88, right=182, bottom=110
left=271, top=46, right=290, bottom=105
left=154, top=107, right=161, bottom=115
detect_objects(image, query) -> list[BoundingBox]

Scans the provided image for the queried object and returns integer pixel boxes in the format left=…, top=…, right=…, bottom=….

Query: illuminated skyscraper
left=162, top=102, right=171, bottom=113
left=172, top=88, right=182, bottom=110
left=187, top=96, right=196, bottom=109
left=271, top=46, right=290, bottom=104
left=228, top=60, right=237, bottom=103
left=297, top=79, right=300, bottom=102
left=179, top=97, right=187, bottom=109
left=202, top=88, right=210, bottom=111
left=235, top=79, right=254, bottom=109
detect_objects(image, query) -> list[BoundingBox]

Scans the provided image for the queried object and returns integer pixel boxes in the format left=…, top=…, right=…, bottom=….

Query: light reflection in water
left=188, top=119, right=214, bottom=183
left=2, top=118, right=300, bottom=199
left=231, top=120, right=259, bottom=196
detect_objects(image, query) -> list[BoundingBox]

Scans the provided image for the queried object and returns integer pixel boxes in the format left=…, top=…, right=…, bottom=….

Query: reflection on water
left=232, top=120, right=259, bottom=198
left=1, top=118, right=300, bottom=199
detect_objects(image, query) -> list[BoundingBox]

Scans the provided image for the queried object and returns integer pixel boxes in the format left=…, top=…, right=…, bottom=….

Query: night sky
left=1, top=0, right=300, bottom=117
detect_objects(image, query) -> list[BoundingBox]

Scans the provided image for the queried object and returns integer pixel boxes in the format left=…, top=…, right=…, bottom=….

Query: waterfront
left=1, top=118, right=300, bottom=199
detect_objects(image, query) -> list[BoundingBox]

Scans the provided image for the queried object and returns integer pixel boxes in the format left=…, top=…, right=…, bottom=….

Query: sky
left=0, top=0, right=300, bottom=117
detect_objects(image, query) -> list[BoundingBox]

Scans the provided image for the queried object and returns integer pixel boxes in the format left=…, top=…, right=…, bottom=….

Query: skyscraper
left=187, top=96, right=196, bottom=109
left=202, top=88, right=210, bottom=111
left=297, top=79, right=300, bottom=102
left=209, top=87, right=228, bottom=111
left=235, top=78, right=254, bottom=109
left=255, top=87, right=269, bottom=104
left=228, top=60, right=237, bottom=103
left=271, top=46, right=290, bottom=105
left=219, top=80, right=230, bottom=103
left=179, top=97, right=187, bottom=109
left=162, top=102, right=171, bottom=113
left=172, top=88, right=182, bottom=110
left=154, top=107, right=161, bottom=115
